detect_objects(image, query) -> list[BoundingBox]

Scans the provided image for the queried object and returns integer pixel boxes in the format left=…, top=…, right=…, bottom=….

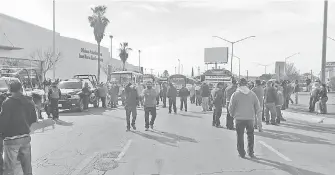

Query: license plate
left=58, top=104, right=62, bottom=108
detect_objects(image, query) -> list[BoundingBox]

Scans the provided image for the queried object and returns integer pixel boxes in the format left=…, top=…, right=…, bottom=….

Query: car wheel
left=78, top=99, right=84, bottom=112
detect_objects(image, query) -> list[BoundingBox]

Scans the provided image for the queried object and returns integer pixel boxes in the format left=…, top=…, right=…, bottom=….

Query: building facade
left=0, top=13, right=138, bottom=81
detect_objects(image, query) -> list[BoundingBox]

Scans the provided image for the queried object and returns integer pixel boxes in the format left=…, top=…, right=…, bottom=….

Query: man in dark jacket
left=162, top=83, right=168, bottom=108
left=82, top=82, right=91, bottom=111
left=264, top=81, right=278, bottom=125
left=212, top=82, right=225, bottom=128
left=179, top=84, right=189, bottom=112
left=48, top=82, right=61, bottom=120
left=125, top=83, right=139, bottom=131
left=201, top=82, right=210, bottom=112
left=167, top=83, right=177, bottom=114
left=224, top=79, right=237, bottom=130
left=0, top=81, right=37, bottom=175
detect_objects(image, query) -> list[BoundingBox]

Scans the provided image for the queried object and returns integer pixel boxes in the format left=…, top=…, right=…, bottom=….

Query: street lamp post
left=178, top=59, right=180, bottom=74
left=138, top=50, right=141, bottom=73
left=212, top=35, right=255, bottom=76
left=233, top=55, right=241, bottom=79
left=255, top=63, right=273, bottom=74
left=52, top=0, right=56, bottom=80
left=109, top=35, right=113, bottom=59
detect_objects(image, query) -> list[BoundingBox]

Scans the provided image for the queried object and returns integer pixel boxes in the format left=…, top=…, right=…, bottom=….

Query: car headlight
left=71, top=95, right=80, bottom=99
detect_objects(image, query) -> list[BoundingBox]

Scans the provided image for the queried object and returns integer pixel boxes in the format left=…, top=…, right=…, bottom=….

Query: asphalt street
left=18, top=98, right=335, bottom=175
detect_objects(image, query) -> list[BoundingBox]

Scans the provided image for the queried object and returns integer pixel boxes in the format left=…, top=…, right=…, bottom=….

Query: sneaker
left=145, top=128, right=149, bottom=131
left=265, top=121, right=270, bottom=125
left=258, top=128, right=263, bottom=132
left=239, top=154, right=246, bottom=158
left=150, top=125, right=154, bottom=130
left=126, top=128, right=130, bottom=132
left=132, top=125, right=137, bottom=130
left=249, top=154, right=256, bottom=158
left=216, top=125, right=224, bottom=128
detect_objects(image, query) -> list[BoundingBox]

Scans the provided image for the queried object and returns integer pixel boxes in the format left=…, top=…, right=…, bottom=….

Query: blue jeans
left=236, top=120, right=254, bottom=156
left=3, top=136, right=32, bottom=175
left=265, top=103, right=277, bottom=123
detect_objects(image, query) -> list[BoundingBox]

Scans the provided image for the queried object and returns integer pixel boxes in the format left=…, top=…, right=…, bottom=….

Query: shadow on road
left=55, top=119, right=74, bottom=126
left=178, top=112, right=203, bottom=119
left=280, top=122, right=335, bottom=135
left=285, top=105, right=335, bottom=117
left=255, top=129, right=334, bottom=145
left=153, top=130, right=198, bottom=143
left=59, top=107, right=115, bottom=116
left=132, top=131, right=177, bottom=147
left=249, top=158, right=326, bottom=175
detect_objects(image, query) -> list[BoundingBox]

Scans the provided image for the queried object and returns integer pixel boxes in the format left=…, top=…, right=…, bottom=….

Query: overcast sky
left=1, top=0, right=335, bottom=76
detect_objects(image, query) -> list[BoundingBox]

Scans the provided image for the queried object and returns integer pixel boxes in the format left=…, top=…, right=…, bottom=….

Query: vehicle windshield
left=0, top=80, right=8, bottom=89
left=110, top=73, right=132, bottom=84
left=58, top=81, right=82, bottom=89
left=170, top=77, right=186, bottom=89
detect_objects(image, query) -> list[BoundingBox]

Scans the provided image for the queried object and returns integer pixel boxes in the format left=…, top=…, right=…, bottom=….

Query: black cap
left=239, top=78, right=248, bottom=86
left=9, top=81, right=22, bottom=93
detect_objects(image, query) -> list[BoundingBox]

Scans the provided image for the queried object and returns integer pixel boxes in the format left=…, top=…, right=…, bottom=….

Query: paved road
left=19, top=98, right=335, bottom=175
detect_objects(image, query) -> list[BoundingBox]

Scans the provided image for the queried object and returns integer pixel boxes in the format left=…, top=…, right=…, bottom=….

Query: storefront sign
left=326, top=62, right=335, bottom=68
left=79, top=48, right=103, bottom=62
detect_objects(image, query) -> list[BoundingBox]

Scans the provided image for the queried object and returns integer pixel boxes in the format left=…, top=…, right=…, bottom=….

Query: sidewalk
left=282, top=104, right=335, bottom=125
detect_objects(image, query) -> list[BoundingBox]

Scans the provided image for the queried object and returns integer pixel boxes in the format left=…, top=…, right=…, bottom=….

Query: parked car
left=57, top=78, right=98, bottom=112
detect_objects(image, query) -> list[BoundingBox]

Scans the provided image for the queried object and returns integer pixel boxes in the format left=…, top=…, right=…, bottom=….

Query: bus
left=158, top=77, right=168, bottom=85
left=142, top=74, right=156, bottom=83
left=203, top=69, right=232, bottom=87
left=186, top=77, right=197, bottom=90
left=109, top=71, right=143, bottom=85
left=168, top=74, right=187, bottom=90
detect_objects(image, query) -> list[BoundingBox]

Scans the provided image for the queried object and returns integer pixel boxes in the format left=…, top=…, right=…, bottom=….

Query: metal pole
left=175, top=67, right=176, bottom=74
left=321, top=0, right=328, bottom=83
left=231, top=43, right=234, bottom=76
left=265, top=66, right=267, bottom=74
left=311, top=69, right=313, bottom=81
left=110, top=35, right=113, bottom=59
left=138, top=50, right=141, bottom=73
left=238, top=58, right=240, bottom=79
left=52, top=0, right=56, bottom=80
left=247, top=70, right=249, bottom=80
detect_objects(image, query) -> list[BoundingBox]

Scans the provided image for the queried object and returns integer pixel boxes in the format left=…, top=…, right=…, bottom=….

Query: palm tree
left=119, top=42, right=132, bottom=70
left=88, top=5, right=110, bottom=83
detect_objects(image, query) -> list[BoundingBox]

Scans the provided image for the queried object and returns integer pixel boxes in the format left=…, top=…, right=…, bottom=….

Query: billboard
left=204, top=47, right=228, bottom=64
left=275, top=62, right=285, bottom=80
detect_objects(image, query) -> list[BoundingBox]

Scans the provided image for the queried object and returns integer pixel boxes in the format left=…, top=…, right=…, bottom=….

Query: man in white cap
left=143, top=81, right=157, bottom=130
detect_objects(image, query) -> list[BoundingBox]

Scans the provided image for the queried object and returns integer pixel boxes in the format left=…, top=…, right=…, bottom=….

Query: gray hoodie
left=228, top=86, right=261, bottom=121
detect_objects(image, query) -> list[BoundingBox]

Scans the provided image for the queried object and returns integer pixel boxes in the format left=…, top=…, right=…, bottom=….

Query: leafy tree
left=118, top=42, right=132, bottom=70
left=30, top=48, right=62, bottom=81
left=3, top=59, right=20, bottom=67
left=88, top=5, right=110, bottom=83
left=259, top=74, right=275, bottom=81
left=162, top=70, right=169, bottom=77
left=284, top=63, right=300, bottom=81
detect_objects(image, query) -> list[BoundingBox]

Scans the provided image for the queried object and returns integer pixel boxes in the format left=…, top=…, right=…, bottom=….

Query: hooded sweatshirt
left=0, top=94, right=37, bottom=138
left=228, top=86, right=261, bottom=121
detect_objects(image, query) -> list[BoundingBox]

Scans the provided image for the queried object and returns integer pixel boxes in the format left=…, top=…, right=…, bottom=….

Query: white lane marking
left=71, top=152, right=100, bottom=175
left=259, top=140, right=292, bottom=162
left=115, top=139, right=132, bottom=161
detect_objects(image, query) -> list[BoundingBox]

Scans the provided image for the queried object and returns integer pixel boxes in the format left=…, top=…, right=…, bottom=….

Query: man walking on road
left=143, top=82, right=157, bottom=131
left=48, top=82, right=61, bottom=120
left=201, top=82, right=210, bottom=112
left=264, top=81, right=278, bottom=125
left=167, top=83, right=177, bottom=114
left=162, top=83, right=168, bottom=108
left=0, top=81, right=37, bottom=174
left=294, top=80, right=300, bottom=104
left=251, top=80, right=264, bottom=131
left=155, top=83, right=161, bottom=105
left=179, top=84, right=189, bottom=112
left=125, top=83, right=139, bottom=131
left=224, top=79, right=237, bottom=130
left=212, top=82, right=224, bottom=128
left=228, top=78, right=261, bottom=158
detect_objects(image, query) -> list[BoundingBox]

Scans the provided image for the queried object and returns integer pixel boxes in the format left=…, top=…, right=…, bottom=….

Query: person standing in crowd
left=143, top=82, right=157, bottom=131
left=264, top=81, right=278, bottom=125
left=229, top=78, right=261, bottom=158
left=309, top=80, right=321, bottom=112
left=121, top=85, right=126, bottom=106
left=190, top=84, right=196, bottom=104
left=82, top=82, right=91, bottom=111
left=162, top=83, right=168, bottom=108
left=155, top=83, right=161, bottom=105
left=274, top=81, right=285, bottom=123
left=125, top=82, right=139, bottom=131
left=327, top=79, right=331, bottom=92
left=0, top=81, right=37, bottom=174
left=109, top=83, right=116, bottom=108
left=212, top=82, right=224, bottom=128
left=48, top=82, right=61, bottom=120
left=319, top=84, right=328, bottom=114
left=287, top=81, right=294, bottom=105
left=179, top=84, right=189, bottom=112
left=167, top=83, right=178, bottom=114
left=251, top=80, right=264, bottom=131
left=306, top=78, right=311, bottom=92
left=98, top=83, right=108, bottom=108
left=224, top=79, right=237, bottom=130
left=261, top=80, right=267, bottom=121
left=281, top=80, right=288, bottom=110
left=201, top=82, right=210, bottom=112
left=293, top=80, right=300, bottom=104
left=195, top=83, right=202, bottom=106
left=136, top=83, right=144, bottom=108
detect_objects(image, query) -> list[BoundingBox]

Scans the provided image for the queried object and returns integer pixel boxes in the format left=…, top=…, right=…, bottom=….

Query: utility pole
left=181, top=64, right=183, bottom=74
left=175, top=67, right=176, bottom=74
left=178, top=59, right=180, bottom=74
left=110, top=35, right=113, bottom=59
left=52, top=0, right=56, bottom=80
left=150, top=69, right=153, bottom=75
left=246, top=70, right=249, bottom=80
left=311, top=70, right=313, bottom=81
left=138, top=50, right=141, bottom=73
left=321, top=0, right=328, bottom=83
left=198, top=66, right=200, bottom=76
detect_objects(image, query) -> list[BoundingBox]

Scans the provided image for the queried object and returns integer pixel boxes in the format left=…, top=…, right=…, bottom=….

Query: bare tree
left=284, top=63, right=300, bottom=81
left=30, top=48, right=62, bottom=80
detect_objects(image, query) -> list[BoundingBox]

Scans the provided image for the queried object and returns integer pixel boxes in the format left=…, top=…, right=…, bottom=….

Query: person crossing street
left=143, top=81, right=157, bottom=131
left=167, top=83, right=177, bottom=114
left=125, top=83, right=139, bottom=131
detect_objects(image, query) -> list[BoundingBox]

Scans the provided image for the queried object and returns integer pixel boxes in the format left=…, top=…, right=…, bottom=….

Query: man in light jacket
left=125, top=83, right=139, bottom=131
left=264, top=81, right=278, bottom=125
left=229, top=78, right=261, bottom=158
left=143, top=81, right=157, bottom=130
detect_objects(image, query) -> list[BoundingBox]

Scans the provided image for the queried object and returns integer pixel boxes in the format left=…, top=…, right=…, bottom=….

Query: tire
left=77, top=99, right=84, bottom=112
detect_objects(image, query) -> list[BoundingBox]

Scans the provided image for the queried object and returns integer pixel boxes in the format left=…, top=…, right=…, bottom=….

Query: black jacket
left=0, top=94, right=37, bottom=138
left=179, top=87, right=189, bottom=97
